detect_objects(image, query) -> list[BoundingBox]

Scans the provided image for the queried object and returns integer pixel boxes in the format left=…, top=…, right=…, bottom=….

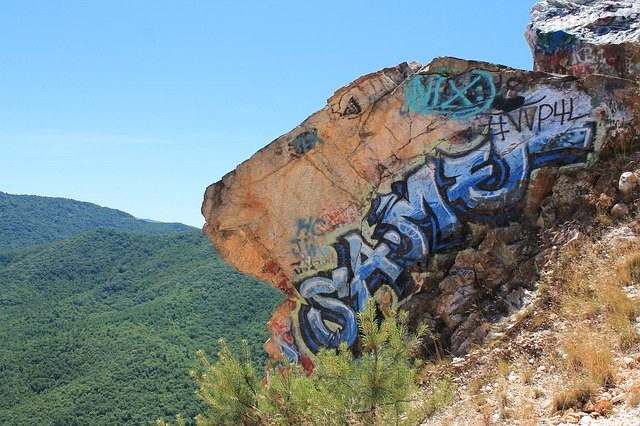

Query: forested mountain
left=0, top=196, right=283, bottom=425
left=0, top=191, right=193, bottom=251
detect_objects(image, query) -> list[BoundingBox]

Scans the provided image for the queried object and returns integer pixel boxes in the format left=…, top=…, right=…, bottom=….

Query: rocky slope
left=419, top=151, right=640, bottom=425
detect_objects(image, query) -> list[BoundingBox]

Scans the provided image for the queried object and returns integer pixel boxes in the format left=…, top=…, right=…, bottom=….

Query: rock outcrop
left=527, top=0, right=639, bottom=79
left=202, top=0, right=639, bottom=367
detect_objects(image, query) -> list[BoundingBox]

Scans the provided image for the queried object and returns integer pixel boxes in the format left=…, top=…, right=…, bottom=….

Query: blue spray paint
left=287, top=80, right=597, bottom=359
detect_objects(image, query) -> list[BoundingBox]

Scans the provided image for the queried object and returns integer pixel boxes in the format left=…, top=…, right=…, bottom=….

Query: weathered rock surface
left=611, top=201, right=630, bottom=217
left=202, top=0, right=640, bottom=366
left=527, top=0, right=640, bottom=79
left=618, top=170, right=640, bottom=199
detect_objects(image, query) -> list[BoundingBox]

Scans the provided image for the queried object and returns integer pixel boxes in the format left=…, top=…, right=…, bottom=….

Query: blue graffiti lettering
left=368, top=162, right=462, bottom=265
left=297, top=266, right=361, bottom=353
left=529, top=124, right=595, bottom=168
left=284, top=86, right=597, bottom=360
left=437, top=140, right=529, bottom=218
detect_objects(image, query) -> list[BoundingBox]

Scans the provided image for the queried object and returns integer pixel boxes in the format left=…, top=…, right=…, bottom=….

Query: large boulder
left=526, top=0, right=640, bottom=80
left=202, top=1, right=639, bottom=366
left=203, top=59, right=638, bottom=364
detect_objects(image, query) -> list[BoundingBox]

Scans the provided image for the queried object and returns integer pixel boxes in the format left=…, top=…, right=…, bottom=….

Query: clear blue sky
left=0, top=0, right=535, bottom=227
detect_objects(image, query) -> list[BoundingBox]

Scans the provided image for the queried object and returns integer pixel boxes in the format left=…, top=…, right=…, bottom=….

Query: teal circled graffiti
left=405, top=70, right=496, bottom=120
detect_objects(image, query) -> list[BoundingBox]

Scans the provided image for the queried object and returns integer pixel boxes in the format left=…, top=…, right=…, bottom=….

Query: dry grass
left=552, top=378, right=598, bottom=412
left=628, top=382, right=640, bottom=407
left=496, top=358, right=510, bottom=377
left=469, top=373, right=491, bottom=396
left=531, top=312, right=547, bottom=329
left=562, top=326, right=615, bottom=386
left=512, top=400, right=536, bottom=424
left=521, top=368, right=534, bottom=385
left=584, top=192, right=614, bottom=226
left=533, top=387, right=545, bottom=399
left=498, top=390, right=511, bottom=420
left=551, top=326, right=615, bottom=411
left=430, top=223, right=640, bottom=423
left=605, top=244, right=640, bottom=350
left=539, top=234, right=640, bottom=412
left=544, top=236, right=639, bottom=349
left=613, top=248, right=640, bottom=284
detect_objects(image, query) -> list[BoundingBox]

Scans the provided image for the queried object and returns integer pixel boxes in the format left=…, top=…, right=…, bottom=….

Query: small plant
left=468, top=370, right=497, bottom=397
left=584, top=192, right=614, bottom=226
left=533, top=387, right=545, bottom=399
left=562, top=327, right=615, bottom=386
left=422, top=374, right=455, bottom=417
left=498, top=390, right=511, bottom=419
left=469, top=376, right=485, bottom=396
left=496, top=358, right=510, bottom=377
left=552, top=378, right=598, bottom=412
left=521, top=368, right=534, bottom=385
left=191, top=341, right=262, bottom=425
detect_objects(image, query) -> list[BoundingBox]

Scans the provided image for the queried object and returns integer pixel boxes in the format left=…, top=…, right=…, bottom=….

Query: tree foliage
left=0, top=191, right=192, bottom=251
left=175, top=299, right=428, bottom=426
left=0, top=228, right=283, bottom=425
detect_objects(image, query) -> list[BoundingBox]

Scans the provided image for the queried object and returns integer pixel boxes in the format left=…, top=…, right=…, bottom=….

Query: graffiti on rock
left=289, top=205, right=362, bottom=277
left=483, top=96, right=589, bottom=138
left=589, top=16, right=632, bottom=36
left=315, top=204, right=360, bottom=235
left=405, top=70, right=496, bottom=119
left=532, top=26, right=635, bottom=79
left=280, top=73, right=598, bottom=361
left=289, top=129, right=324, bottom=158
left=535, top=30, right=576, bottom=54
left=290, top=216, right=338, bottom=276
left=342, top=97, right=362, bottom=117
left=290, top=216, right=323, bottom=258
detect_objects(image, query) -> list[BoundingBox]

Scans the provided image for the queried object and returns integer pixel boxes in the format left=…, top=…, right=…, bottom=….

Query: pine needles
left=160, top=299, right=447, bottom=425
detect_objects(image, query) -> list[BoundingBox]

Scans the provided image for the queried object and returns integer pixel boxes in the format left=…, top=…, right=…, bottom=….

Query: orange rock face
left=202, top=52, right=638, bottom=365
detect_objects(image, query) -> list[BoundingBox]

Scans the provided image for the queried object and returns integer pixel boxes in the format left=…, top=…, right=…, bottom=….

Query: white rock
left=619, top=172, right=640, bottom=200
left=578, top=415, right=593, bottom=425
left=611, top=392, right=627, bottom=404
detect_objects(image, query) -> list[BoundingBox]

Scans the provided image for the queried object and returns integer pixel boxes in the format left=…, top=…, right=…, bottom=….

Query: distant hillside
left=0, top=228, right=284, bottom=425
left=0, top=191, right=194, bottom=251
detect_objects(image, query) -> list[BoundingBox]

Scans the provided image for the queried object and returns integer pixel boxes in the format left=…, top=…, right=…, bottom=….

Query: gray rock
left=611, top=202, right=630, bottom=218
left=527, top=0, right=640, bottom=79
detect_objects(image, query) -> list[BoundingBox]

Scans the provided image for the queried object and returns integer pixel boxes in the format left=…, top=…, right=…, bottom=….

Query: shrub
left=160, top=299, right=439, bottom=425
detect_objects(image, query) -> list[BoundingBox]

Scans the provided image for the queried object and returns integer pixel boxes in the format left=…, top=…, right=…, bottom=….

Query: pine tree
left=191, top=341, right=262, bottom=425
left=162, top=299, right=435, bottom=425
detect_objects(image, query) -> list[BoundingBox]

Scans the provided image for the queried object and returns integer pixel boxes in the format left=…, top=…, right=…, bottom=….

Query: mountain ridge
left=0, top=194, right=283, bottom=424
left=0, top=191, right=194, bottom=252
